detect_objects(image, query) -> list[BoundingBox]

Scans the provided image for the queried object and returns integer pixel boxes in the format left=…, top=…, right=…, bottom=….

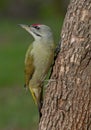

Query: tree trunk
left=39, top=0, right=91, bottom=130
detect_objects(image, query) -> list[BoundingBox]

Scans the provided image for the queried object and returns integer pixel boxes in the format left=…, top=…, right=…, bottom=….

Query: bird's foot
left=44, top=79, right=57, bottom=88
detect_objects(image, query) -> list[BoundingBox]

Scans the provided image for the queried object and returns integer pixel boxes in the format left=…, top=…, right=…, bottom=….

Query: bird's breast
left=31, top=41, right=54, bottom=81
left=27, top=39, right=55, bottom=88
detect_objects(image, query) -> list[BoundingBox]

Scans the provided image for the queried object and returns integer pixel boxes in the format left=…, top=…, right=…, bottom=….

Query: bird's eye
left=34, top=26, right=40, bottom=30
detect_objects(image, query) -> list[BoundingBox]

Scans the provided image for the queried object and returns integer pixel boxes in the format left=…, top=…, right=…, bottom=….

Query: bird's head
left=19, top=24, right=53, bottom=40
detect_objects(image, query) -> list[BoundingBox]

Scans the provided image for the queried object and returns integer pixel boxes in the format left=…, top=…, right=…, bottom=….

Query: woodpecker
left=20, top=24, right=55, bottom=118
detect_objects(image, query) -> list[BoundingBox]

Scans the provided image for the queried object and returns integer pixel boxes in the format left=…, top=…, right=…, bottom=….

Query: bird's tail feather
left=29, top=87, right=37, bottom=105
left=29, top=86, right=43, bottom=119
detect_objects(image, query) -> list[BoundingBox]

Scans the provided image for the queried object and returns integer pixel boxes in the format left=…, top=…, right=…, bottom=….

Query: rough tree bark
left=39, top=0, right=91, bottom=130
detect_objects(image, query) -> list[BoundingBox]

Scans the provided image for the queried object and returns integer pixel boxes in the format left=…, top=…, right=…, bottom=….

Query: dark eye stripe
left=33, top=32, right=41, bottom=37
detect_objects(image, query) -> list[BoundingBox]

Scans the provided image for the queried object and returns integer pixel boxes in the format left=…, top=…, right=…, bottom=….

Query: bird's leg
left=44, top=79, right=57, bottom=88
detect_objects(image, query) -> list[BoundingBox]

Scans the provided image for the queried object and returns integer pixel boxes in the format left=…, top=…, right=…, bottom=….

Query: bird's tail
left=29, top=87, right=37, bottom=105
left=29, top=86, right=43, bottom=118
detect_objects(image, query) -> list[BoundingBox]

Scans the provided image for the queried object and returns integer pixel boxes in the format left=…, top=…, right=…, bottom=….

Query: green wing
left=24, top=44, right=35, bottom=87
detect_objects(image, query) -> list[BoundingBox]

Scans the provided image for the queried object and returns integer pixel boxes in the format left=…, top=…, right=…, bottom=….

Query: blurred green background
left=0, top=0, right=69, bottom=130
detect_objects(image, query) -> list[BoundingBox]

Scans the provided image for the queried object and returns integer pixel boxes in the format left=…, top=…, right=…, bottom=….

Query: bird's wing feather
left=24, top=44, right=35, bottom=87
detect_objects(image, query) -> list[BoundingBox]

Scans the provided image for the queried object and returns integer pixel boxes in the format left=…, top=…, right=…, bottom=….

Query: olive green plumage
left=20, top=24, right=55, bottom=117
left=25, top=40, right=54, bottom=105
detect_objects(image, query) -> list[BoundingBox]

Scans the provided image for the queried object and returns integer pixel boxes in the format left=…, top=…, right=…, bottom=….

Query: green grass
left=0, top=18, right=63, bottom=130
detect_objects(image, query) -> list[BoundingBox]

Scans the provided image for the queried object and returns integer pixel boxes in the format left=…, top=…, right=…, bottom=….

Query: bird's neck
left=34, top=36, right=54, bottom=45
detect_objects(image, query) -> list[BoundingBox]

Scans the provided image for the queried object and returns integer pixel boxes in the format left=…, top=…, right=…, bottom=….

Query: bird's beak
left=19, top=24, right=38, bottom=39
left=19, top=24, right=31, bottom=32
